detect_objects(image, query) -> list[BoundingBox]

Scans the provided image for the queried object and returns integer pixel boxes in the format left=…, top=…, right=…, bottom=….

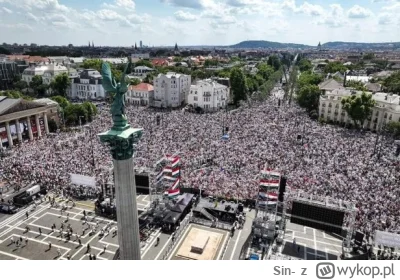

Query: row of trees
left=296, top=71, right=323, bottom=119
left=50, top=96, right=98, bottom=127
left=11, top=73, right=71, bottom=98
left=230, top=57, right=283, bottom=105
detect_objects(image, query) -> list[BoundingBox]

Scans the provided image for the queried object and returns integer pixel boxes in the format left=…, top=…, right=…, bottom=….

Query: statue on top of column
left=101, top=58, right=132, bottom=131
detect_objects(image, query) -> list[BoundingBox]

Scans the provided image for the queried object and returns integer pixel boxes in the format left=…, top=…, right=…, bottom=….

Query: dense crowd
left=1, top=88, right=399, bottom=236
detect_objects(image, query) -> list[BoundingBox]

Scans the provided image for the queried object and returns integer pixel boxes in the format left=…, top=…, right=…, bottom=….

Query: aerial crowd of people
left=0, top=87, right=399, bottom=236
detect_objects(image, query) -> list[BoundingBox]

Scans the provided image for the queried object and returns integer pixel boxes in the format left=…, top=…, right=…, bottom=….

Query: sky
left=0, top=0, right=400, bottom=47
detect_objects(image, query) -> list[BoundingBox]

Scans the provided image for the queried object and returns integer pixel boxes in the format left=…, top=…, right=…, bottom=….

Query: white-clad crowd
left=1, top=91, right=399, bottom=236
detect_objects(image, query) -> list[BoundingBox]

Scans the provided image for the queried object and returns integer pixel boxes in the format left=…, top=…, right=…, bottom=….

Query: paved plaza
left=280, top=221, right=342, bottom=260
left=0, top=194, right=155, bottom=260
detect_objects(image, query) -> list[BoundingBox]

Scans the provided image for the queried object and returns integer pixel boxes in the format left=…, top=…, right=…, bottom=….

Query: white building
left=319, top=89, right=400, bottom=131
left=126, top=83, right=154, bottom=106
left=67, top=69, right=105, bottom=100
left=187, top=79, right=229, bottom=111
left=153, top=72, right=191, bottom=108
left=22, top=64, right=69, bottom=85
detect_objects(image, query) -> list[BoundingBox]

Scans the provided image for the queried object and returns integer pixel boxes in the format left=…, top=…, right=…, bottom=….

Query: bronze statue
left=101, top=59, right=131, bottom=130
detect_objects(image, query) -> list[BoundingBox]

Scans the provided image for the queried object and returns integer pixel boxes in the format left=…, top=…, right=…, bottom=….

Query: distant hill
left=230, top=40, right=310, bottom=49
left=322, top=41, right=400, bottom=50
left=230, top=40, right=400, bottom=50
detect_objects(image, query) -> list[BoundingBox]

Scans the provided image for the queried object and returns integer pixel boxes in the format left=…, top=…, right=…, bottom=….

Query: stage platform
left=170, top=224, right=229, bottom=260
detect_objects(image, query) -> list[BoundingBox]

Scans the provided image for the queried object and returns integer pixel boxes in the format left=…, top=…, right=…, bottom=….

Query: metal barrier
left=161, top=216, right=191, bottom=260
left=190, top=217, right=232, bottom=231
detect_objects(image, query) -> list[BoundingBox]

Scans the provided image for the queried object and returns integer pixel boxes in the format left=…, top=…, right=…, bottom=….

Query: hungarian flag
left=168, top=188, right=180, bottom=198
left=163, top=167, right=172, bottom=173
left=260, top=179, right=280, bottom=188
left=171, top=157, right=180, bottom=168
left=258, top=192, right=278, bottom=201
left=164, top=176, right=176, bottom=181
left=156, top=171, right=163, bottom=181
left=171, top=178, right=180, bottom=190
left=172, top=168, right=180, bottom=176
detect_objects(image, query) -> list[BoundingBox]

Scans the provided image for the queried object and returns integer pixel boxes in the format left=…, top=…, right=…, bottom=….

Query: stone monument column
left=98, top=58, right=142, bottom=260
left=99, top=126, right=143, bottom=260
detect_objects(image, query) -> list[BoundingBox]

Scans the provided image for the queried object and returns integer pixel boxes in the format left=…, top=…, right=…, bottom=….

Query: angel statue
left=101, top=58, right=132, bottom=130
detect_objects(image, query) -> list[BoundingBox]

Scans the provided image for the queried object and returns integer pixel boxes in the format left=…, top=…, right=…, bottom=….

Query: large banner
left=70, top=174, right=96, bottom=187
left=375, top=230, right=400, bottom=248
left=0, top=126, right=7, bottom=143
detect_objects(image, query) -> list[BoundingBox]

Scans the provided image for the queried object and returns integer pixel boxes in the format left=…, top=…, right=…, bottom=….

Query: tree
left=204, top=59, right=219, bottom=67
left=324, top=61, right=347, bottom=74
left=363, top=53, right=375, bottom=60
left=134, top=60, right=153, bottom=68
left=173, top=56, right=182, bottom=63
left=297, top=72, right=323, bottom=89
left=50, top=95, right=70, bottom=109
left=383, top=71, right=400, bottom=94
left=297, top=59, right=313, bottom=72
left=48, top=119, right=58, bottom=133
left=386, top=121, right=400, bottom=138
left=346, top=80, right=367, bottom=91
left=14, top=80, right=28, bottom=91
left=267, top=55, right=281, bottom=71
left=30, top=75, right=43, bottom=94
left=257, top=63, right=274, bottom=80
left=297, top=85, right=321, bottom=112
left=230, top=68, right=247, bottom=105
left=129, top=78, right=141, bottom=85
left=82, top=59, right=102, bottom=71
left=341, top=92, right=375, bottom=127
left=50, top=73, right=70, bottom=97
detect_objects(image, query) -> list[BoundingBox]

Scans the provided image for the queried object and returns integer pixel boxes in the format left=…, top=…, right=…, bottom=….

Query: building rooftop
left=319, top=79, right=344, bottom=90
left=129, top=83, right=154, bottom=92
left=33, top=98, right=59, bottom=106
left=0, top=97, right=21, bottom=116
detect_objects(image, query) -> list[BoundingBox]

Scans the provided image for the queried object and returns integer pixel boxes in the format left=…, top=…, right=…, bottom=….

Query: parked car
left=0, top=204, right=19, bottom=214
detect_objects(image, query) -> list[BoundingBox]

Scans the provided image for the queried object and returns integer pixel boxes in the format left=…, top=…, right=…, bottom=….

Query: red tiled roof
left=151, top=59, right=168, bottom=66
left=129, top=83, right=154, bottom=92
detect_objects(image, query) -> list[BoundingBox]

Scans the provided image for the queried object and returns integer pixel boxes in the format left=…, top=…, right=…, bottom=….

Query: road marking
left=71, top=230, right=100, bottom=259
left=155, top=234, right=173, bottom=260
left=230, top=229, right=242, bottom=260
left=141, top=229, right=161, bottom=257
left=0, top=250, right=29, bottom=260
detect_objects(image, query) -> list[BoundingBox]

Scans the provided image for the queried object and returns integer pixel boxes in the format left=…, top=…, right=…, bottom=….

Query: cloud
left=0, top=23, right=33, bottom=31
left=316, top=4, right=348, bottom=28
left=2, top=7, right=12, bottom=13
left=161, top=0, right=206, bottom=9
left=348, top=5, right=373, bottom=18
left=174, top=10, right=198, bottom=21
left=377, top=13, right=393, bottom=24
left=102, top=0, right=136, bottom=11
left=297, top=2, right=325, bottom=16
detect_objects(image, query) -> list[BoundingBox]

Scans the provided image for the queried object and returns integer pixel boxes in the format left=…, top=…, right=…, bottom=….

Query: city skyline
left=0, top=0, right=399, bottom=47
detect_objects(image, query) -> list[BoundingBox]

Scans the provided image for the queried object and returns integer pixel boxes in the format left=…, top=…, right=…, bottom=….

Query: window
left=194, top=96, right=198, bottom=101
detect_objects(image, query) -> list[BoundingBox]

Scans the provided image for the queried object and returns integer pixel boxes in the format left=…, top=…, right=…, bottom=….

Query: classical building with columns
left=0, top=96, right=59, bottom=149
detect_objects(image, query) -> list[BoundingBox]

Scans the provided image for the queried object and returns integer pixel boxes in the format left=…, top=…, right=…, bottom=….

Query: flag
left=164, top=176, right=176, bottom=181
left=172, top=168, right=180, bottom=176
left=163, top=167, right=172, bottom=173
left=171, top=157, right=180, bottom=167
left=156, top=171, right=163, bottom=181
left=171, top=178, right=180, bottom=190
left=168, top=188, right=180, bottom=198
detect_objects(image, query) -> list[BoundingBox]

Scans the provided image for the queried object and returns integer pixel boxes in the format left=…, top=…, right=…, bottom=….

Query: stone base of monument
left=176, top=227, right=223, bottom=260
left=191, top=235, right=210, bottom=254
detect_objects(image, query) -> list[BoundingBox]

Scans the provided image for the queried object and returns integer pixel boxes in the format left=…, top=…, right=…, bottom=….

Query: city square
left=1, top=0, right=400, bottom=262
